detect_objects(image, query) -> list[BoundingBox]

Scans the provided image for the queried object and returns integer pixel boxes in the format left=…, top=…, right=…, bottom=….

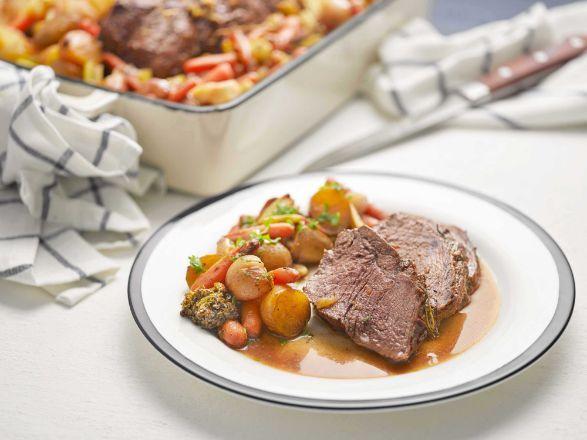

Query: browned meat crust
left=100, top=0, right=279, bottom=77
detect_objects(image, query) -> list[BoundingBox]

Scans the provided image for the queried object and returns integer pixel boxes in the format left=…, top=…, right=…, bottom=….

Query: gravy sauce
left=243, top=259, right=500, bottom=378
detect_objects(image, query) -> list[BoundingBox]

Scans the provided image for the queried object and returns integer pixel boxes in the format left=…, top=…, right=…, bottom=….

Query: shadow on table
left=126, top=319, right=565, bottom=440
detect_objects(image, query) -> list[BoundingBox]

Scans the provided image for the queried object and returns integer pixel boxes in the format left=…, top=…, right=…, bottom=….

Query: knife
left=303, top=35, right=587, bottom=172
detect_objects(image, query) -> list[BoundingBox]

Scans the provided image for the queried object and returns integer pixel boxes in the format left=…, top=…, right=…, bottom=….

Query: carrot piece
left=190, top=256, right=233, bottom=290
left=267, top=223, right=295, bottom=239
left=270, top=267, right=302, bottom=285
left=238, top=71, right=261, bottom=84
left=232, top=29, right=253, bottom=69
left=169, top=78, right=198, bottom=102
left=248, top=23, right=270, bottom=40
left=78, top=19, right=101, bottom=37
left=202, top=62, right=235, bottom=82
left=292, top=47, right=308, bottom=58
left=189, top=240, right=260, bottom=290
left=183, top=53, right=237, bottom=74
left=11, top=13, right=36, bottom=32
left=364, top=203, right=387, bottom=220
left=102, top=52, right=126, bottom=69
left=219, top=320, right=248, bottom=348
left=241, top=301, right=263, bottom=338
left=273, top=16, right=301, bottom=50
left=225, top=226, right=262, bottom=241
left=125, top=75, right=143, bottom=92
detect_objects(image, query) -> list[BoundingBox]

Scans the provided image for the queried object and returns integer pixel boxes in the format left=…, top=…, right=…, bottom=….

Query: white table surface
left=1, top=98, right=585, bottom=439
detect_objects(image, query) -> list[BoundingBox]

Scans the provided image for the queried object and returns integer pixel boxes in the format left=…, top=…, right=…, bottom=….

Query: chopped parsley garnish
left=188, top=255, right=204, bottom=274
left=249, top=230, right=281, bottom=245
left=306, top=218, right=319, bottom=229
left=321, top=180, right=344, bottom=191
left=274, top=203, right=298, bottom=215
left=317, top=204, right=340, bottom=226
left=234, top=238, right=246, bottom=247
left=240, top=215, right=255, bottom=226
left=279, top=338, right=289, bottom=346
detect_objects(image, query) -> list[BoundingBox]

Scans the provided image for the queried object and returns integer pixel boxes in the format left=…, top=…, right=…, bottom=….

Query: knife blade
left=303, top=35, right=587, bottom=172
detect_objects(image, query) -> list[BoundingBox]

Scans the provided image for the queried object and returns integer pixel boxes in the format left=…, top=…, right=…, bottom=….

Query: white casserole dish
left=56, top=0, right=429, bottom=196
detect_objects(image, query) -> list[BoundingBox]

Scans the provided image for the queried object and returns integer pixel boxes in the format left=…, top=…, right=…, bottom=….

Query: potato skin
left=226, top=255, right=273, bottom=301
left=288, top=227, right=333, bottom=264
left=255, top=243, right=293, bottom=271
left=260, top=285, right=311, bottom=339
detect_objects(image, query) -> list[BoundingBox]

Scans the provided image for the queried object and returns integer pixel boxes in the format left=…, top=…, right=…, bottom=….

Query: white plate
left=128, top=172, right=574, bottom=411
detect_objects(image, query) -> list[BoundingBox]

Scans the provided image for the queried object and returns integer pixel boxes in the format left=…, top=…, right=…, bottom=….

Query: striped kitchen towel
left=362, top=2, right=587, bottom=130
left=0, top=63, right=163, bottom=306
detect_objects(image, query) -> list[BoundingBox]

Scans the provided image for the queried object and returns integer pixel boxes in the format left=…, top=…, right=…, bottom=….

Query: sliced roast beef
left=100, top=0, right=278, bottom=77
left=373, top=213, right=478, bottom=319
left=443, top=225, right=481, bottom=293
left=304, top=226, right=427, bottom=363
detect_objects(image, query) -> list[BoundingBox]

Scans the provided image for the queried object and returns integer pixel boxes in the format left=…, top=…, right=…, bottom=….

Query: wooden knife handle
left=480, top=35, right=587, bottom=92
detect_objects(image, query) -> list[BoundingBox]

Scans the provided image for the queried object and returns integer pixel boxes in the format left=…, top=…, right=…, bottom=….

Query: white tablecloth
left=0, top=98, right=585, bottom=439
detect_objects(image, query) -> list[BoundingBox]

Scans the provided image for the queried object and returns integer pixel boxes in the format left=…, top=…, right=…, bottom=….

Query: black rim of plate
left=128, top=171, right=575, bottom=411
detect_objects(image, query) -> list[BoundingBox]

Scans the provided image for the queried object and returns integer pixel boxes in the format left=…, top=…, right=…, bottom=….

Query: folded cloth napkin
left=362, top=2, right=587, bottom=130
left=0, top=63, right=162, bottom=306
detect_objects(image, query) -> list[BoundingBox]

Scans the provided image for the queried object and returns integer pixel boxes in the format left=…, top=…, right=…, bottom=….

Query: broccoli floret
left=180, top=282, right=238, bottom=329
left=181, top=282, right=224, bottom=317
left=193, top=292, right=238, bottom=329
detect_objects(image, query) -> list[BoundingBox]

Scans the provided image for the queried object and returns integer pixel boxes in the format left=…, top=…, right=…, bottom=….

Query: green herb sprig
left=317, top=204, right=340, bottom=226
left=188, top=255, right=204, bottom=274
left=249, top=230, right=281, bottom=245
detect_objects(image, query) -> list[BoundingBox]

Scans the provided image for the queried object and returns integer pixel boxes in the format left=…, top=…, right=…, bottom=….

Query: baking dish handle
left=58, top=89, right=120, bottom=118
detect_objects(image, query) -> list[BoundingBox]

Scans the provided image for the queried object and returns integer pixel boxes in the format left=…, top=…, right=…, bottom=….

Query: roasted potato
left=255, top=242, right=293, bottom=271
left=260, top=285, right=310, bottom=339
left=0, top=26, right=32, bottom=61
left=226, top=255, right=273, bottom=301
left=288, top=226, right=333, bottom=264
left=59, top=29, right=101, bottom=66
left=319, top=0, right=353, bottom=30
left=257, top=195, right=297, bottom=222
left=309, top=183, right=352, bottom=235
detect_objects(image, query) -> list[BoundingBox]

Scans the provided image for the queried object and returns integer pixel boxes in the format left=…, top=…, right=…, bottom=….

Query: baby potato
left=319, top=0, right=353, bottom=30
left=255, top=242, right=293, bottom=271
left=288, top=227, right=333, bottom=264
left=59, top=30, right=102, bottom=66
left=260, top=285, right=310, bottom=339
left=226, top=255, right=273, bottom=301
left=309, top=186, right=352, bottom=235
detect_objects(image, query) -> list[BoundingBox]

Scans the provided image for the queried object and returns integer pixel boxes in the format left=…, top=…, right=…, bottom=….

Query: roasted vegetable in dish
left=180, top=282, right=238, bottom=329
left=179, top=179, right=386, bottom=350
left=0, top=0, right=373, bottom=106
left=260, top=285, right=311, bottom=338
left=226, top=255, right=274, bottom=301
